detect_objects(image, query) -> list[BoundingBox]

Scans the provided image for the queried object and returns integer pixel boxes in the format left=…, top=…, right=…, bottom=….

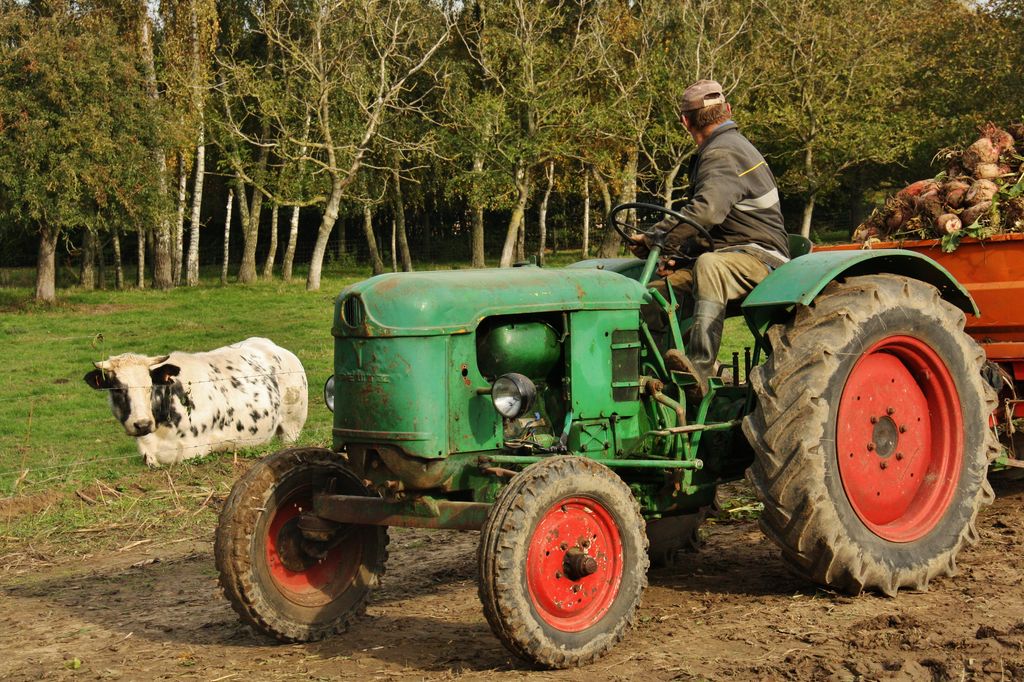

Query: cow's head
left=84, top=354, right=179, bottom=437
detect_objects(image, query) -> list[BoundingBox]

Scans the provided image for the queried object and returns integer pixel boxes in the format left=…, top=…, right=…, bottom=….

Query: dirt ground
left=3, top=478, right=1024, bottom=682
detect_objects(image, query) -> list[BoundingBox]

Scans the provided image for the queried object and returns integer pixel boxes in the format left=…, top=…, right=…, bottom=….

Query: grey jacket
left=648, top=121, right=789, bottom=267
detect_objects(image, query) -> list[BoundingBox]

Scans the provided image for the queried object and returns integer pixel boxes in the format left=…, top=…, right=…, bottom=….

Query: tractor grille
left=611, top=329, right=640, bottom=402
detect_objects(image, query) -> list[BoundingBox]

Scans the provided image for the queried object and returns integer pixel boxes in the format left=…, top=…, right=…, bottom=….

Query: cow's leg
left=277, top=419, right=302, bottom=443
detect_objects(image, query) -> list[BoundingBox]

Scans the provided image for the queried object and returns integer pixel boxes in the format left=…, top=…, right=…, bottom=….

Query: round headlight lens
left=491, top=373, right=536, bottom=419
left=323, top=375, right=336, bottom=412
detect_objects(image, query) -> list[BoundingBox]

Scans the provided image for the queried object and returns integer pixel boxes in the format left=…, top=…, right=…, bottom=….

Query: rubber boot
left=665, top=299, right=726, bottom=396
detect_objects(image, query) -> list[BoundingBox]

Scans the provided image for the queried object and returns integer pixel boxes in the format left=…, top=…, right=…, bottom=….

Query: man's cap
left=680, top=80, right=726, bottom=113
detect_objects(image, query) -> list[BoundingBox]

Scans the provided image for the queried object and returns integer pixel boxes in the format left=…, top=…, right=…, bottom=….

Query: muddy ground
left=2, top=478, right=1024, bottom=682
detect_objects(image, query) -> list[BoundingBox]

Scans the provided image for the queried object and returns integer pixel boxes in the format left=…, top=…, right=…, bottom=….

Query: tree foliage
left=0, top=0, right=1022, bottom=298
left=0, top=4, right=167, bottom=301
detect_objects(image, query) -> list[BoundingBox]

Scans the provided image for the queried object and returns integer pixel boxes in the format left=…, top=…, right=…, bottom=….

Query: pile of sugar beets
left=852, top=121, right=1024, bottom=248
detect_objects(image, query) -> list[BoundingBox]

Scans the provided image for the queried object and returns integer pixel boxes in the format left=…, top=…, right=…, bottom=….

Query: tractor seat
left=722, top=234, right=814, bottom=317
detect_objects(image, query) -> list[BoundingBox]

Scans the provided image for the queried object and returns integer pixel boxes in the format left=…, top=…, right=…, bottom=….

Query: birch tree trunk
left=282, top=206, right=300, bottom=282
left=112, top=228, right=124, bottom=290
left=662, top=159, right=683, bottom=208
left=307, top=176, right=344, bottom=291
left=231, top=174, right=250, bottom=262
left=262, top=203, right=279, bottom=279
left=537, top=160, right=554, bottom=266
left=139, top=11, right=173, bottom=290
left=173, top=152, right=187, bottom=284
left=471, top=153, right=485, bottom=268
left=222, top=188, right=233, bottom=285
left=499, top=162, right=530, bottom=268
left=594, top=168, right=619, bottom=259
left=801, top=193, right=816, bottom=239
left=472, top=207, right=486, bottom=268
left=186, top=128, right=205, bottom=286
left=136, top=228, right=146, bottom=289
left=359, top=203, right=385, bottom=277
left=237, top=170, right=266, bottom=283
left=801, top=143, right=816, bottom=238
left=390, top=160, right=412, bottom=271
left=390, top=219, right=397, bottom=272
left=515, top=220, right=526, bottom=263
left=281, top=113, right=310, bottom=284
left=35, top=224, right=59, bottom=303
left=582, top=166, right=590, bottom=258
left=598, top=146, right=634, bottom=258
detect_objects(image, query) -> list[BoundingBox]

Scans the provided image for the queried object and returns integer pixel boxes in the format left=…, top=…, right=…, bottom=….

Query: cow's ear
left=84, top=369, right=110, bottom=390
left=150, top=363, right=181, bottom=385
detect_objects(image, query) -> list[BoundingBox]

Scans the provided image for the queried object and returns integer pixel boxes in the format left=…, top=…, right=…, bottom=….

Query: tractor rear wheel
left=478, top=456, right=648, bottom=668
left=215, top=447, right=388, bottom=641
left=744, top=275, right=998, bottom=595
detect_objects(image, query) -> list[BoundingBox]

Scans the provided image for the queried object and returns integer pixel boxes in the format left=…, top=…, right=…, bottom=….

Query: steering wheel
left=608, top=202, right=716, bottom=254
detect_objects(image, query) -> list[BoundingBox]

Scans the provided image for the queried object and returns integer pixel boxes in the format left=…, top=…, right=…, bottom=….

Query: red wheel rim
left=836, top=335, right=963, bottom=542
left=263, top=487, right=359, bottom=607
left=526, top=496, right=624, bottom=632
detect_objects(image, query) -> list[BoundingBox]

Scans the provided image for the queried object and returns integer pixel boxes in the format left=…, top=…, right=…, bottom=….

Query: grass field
left=0, top=258, right=754, bottom=556
left=0, top=271, right=361, bottom=496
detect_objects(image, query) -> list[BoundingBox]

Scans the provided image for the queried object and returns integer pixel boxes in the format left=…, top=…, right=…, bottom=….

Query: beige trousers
left=643, top=251, right=770, bottom=332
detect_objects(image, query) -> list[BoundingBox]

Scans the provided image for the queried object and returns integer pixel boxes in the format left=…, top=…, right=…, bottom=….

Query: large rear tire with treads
left=744, top=275, right=998, bottom=595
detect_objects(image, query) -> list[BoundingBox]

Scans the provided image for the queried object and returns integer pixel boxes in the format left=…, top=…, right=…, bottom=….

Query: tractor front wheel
left=215, top=447, right=388, bottom=641
left=744, top=275, right=998, bottom=595
left=478, top=456, right=648, bottom=668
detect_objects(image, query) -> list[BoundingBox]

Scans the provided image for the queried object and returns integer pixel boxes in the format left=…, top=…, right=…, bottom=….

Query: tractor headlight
left=491, top=373, right=536, bottom=419
left=324, top=375, right=336, bottom=412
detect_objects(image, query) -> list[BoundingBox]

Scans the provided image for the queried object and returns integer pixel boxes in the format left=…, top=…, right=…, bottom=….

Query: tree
left=437, top=58, right=512, bottom=268
left=0, top=6, right=165, bottom=302
left=161, top=0, right=218, bottom=286
left=638, top=0, right=756, bottom=209
left=218, top=0, right=452, bottom=291
left=751, top=0, right=925, bottom=236
left=135, top=0, right=177, bottom=289
left=459, top=0, right=592, bottom=267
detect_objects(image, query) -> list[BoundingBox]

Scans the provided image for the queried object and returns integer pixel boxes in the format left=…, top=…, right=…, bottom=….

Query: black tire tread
left=743, top=275, right=998, bottom=596
left=215, top=447, right=389, bottom=642
left=478, top=456, right=649, bottom=668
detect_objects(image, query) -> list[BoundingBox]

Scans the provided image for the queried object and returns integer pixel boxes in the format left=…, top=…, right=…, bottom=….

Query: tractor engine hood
left=334, top=267, right=646, bottom=337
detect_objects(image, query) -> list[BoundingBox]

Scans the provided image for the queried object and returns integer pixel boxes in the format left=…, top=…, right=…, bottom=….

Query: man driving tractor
left=628, top=79, right=790, bottom=393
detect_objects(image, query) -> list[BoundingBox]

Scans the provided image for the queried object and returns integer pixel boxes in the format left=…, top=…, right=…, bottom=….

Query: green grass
left=0, top=272, right=366, bottom=497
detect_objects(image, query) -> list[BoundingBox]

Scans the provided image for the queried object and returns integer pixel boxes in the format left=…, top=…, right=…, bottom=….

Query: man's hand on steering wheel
left=609, top=202, right=716, bottom=258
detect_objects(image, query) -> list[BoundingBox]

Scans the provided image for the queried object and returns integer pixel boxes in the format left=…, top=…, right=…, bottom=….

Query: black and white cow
left=84, top=337, right=308, bottom=466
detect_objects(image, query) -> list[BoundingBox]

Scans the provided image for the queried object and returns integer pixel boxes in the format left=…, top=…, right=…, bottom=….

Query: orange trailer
left=817, top=234, right=1024, bottom=462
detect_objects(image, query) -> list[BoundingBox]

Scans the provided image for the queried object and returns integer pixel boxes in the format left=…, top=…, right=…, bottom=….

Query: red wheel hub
left=526, top=496, right=624, bottom=632
left=837, top=335, right=963, bottom=542
left=264, top=488, right=359, bottom=606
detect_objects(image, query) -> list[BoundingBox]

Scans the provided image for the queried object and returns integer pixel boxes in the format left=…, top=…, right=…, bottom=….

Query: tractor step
left=312, top=493, right=491, bottom=530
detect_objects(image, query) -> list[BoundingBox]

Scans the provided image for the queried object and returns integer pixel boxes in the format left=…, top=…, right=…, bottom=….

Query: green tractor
left=215, top=203, right=998, bottom=668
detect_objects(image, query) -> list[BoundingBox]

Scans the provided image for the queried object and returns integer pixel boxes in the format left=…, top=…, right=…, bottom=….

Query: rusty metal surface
left=313, top=493, right=491, bottom=531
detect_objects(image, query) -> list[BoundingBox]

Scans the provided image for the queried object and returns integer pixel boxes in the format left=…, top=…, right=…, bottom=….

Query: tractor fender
left=741, top=249, right=977, bottom=337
